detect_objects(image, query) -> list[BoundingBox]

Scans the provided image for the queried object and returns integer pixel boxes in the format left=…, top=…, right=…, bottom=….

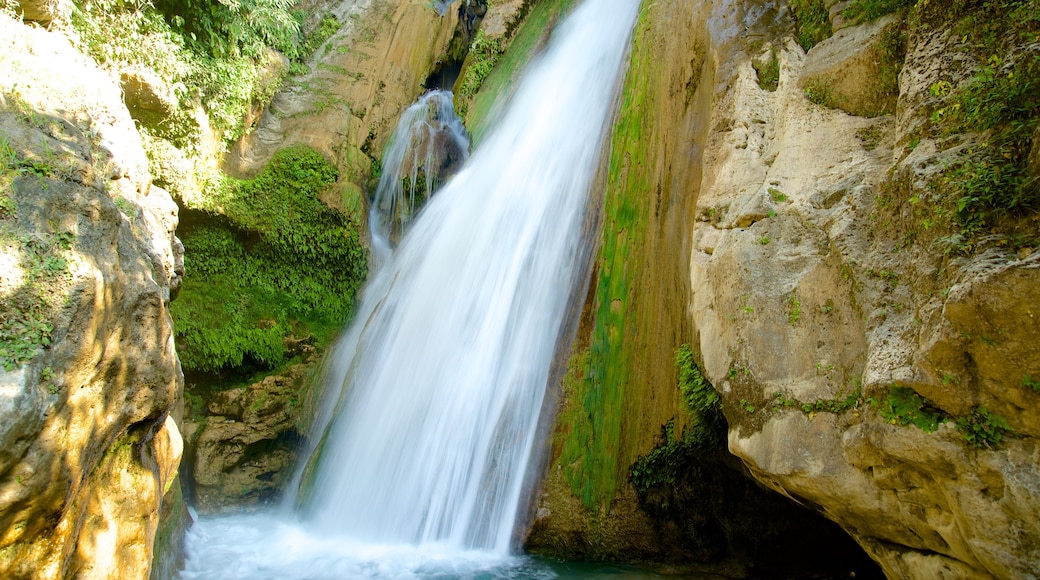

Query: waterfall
left=181, top=0, right=638, bottom=575
left=369, top=90, right=470, bottom=261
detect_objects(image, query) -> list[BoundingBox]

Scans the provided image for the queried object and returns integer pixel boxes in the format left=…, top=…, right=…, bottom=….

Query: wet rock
left=189, top=360, right=316, bottom=511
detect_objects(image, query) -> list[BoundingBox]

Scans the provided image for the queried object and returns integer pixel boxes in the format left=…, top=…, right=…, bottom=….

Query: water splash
left=370, top=90, right=470, bottom=257
left=182, top=0, right=638, bottom=575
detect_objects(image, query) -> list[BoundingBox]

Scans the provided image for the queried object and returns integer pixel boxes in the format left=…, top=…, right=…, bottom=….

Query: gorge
left=1, top=0, right=1038, bottom=578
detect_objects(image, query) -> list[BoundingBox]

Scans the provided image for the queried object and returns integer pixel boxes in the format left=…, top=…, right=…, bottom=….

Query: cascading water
left=181, top=0, right=638, bottom=576
left=369, top=90, right=469, bottom=262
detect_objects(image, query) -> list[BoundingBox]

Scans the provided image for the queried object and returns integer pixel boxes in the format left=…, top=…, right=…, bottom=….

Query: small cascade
left=370, top=90, right=469, bottom=251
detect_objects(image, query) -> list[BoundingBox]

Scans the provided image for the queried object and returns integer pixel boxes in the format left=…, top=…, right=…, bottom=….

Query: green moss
left=464, top=0, right=579, bottom=141
left=556, top=5, right=662, bottom=511
left=789, top=0, right=833, bottom=52
left=171, top=146, right=367, bottom=374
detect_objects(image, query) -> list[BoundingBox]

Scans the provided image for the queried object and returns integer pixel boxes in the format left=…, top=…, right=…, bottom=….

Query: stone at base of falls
left=185, top=354, right=320, bottom=512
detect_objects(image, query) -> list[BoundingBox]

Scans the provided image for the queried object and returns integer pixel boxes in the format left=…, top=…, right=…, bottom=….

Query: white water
left=182, top=0, right=638, bottom=576
left=370, top=90, right=470, bottom=263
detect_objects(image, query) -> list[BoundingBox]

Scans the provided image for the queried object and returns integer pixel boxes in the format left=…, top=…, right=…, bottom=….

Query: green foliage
left=875, top=386, right=946, bottom=432
left=629, top=421, right=694, bottom=495
left=842, top=0, right=916, bottom=24
left=171, top=146, right=367, bottom=373
left=458, top=30, right=503, bottom=99
left=0, top=228, right=74, bottom=371
left=155, top=0, right=301, bottom=60
left=300, top=15, right=341, bottom=59
left=768, top=187, right=788, bottom=202
left=943, top=53, right=1040, bottom=234
left=754, top=48, right=780, bottom=92
left=676, top=344, right=725, bottom=448
left=957, top=405, right=1012, bottom=448
left=630, top=347, right=726, bottom=495
left=786, top=293, right=801, bottom=325
left=1023, top=374, right=1040, bottom=392
left=789, top=0, right=833, bottom=52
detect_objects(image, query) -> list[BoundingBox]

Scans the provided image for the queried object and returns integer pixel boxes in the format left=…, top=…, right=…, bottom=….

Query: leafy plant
left=786, top=293, right=801, bottom=325
left=171, top=146, right=367, bottom=373
left=676, top=344, right=724, bottom=448
left=957, top=405, right=1012, bottom=448
left=458, top=30, right=503, bottom=98
left=754, top=48, right=780, bottom=91
left=1023, top=374, right=1040, bottom=392
left=0, top=230, right=74, bottom=371
left=875, top=386, right=946, bottom=432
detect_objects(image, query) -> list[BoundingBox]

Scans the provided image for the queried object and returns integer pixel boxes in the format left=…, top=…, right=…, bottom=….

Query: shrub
left=789, top=0, right=833, bottom=52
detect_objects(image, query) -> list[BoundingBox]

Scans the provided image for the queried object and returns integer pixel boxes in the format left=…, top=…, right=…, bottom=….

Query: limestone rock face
left=12, top=0, right=71, bottom=26
left=798, top=13, right=901, bottom=117
left=690, top=5, right=1040, bottom=579
left=186, top=355, right=319, bottom=511
left=0, top=15, right=185, bottom=579
left=223, top=0, right=460, bottom=203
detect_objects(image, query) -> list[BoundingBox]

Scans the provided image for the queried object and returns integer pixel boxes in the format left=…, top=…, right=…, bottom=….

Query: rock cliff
left=529, top=0, right=1040, bottom=577
left=0, top=15, right=186, bottom=579
left=692, top=0, right=1040, bottom=576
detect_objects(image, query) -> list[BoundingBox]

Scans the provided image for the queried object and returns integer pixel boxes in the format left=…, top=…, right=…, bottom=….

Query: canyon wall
left=0, top=16, right=186, bottom=579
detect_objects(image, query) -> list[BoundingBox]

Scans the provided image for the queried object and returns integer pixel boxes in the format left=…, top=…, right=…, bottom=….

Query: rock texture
left=528, top=0, right=1040, bottom=577
left=185, top=351, right=321, bottom=511
left=689, top=2, right=1040, bottom=579
left=223, top=0, right=460, bottom=212
left=527, top=2, right=877, bottom=577
left=0, top=15, right=185, bottom=579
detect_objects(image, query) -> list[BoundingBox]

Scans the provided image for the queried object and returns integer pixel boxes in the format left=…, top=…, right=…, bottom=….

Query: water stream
left=181, top=0, right=639, bottom=576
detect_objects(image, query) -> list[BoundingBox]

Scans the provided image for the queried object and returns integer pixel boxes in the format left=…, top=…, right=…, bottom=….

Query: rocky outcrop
left=0, top=15, right=185, bottom=579
left=185, top=350, right=322, bottom=511
left=527, top=0, right=1040, bottom=577
left=526, top=1, right=877, bottom=576
left=689, top=2, right=1040, bottom=579
left=223, top=0, right=461, bottom=211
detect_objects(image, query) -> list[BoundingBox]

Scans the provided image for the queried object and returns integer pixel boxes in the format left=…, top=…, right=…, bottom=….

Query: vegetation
left=874, top=386, right=947, bottom=432
left=754, top=48, right=780, bottom=92
left=629, top=346, right=725, bottom=495
left=789, top=0, right=833, bottom=52
left=458, top=31, right=503, bottom=100
left=171, top=146, right=367, bottom=374
left=773, top=386, right=863, bottom=414
left=842, top=0, right=916, bottom=24
left=957, top=405, right=1012, bottom=448
left=893, top=0, right=1040, bottom=254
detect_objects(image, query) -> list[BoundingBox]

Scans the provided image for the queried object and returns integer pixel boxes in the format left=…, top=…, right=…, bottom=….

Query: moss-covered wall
left=524, top=0, right=713, bottom=559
